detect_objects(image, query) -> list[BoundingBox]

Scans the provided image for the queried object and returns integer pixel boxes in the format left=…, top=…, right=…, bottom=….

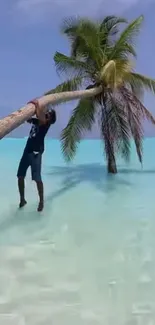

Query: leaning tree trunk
left=0, top=86, right=102, bottom=139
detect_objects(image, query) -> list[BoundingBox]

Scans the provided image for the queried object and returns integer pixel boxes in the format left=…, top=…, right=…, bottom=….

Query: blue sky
left=0, top=0, right=155, bottom=137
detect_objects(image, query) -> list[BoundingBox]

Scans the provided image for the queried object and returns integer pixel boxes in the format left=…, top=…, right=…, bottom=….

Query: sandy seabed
left=0, top=138, right=155, bottom=325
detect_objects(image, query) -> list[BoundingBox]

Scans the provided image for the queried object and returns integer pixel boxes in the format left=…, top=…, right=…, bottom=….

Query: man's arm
left=28, top=99, right=46, bottom=125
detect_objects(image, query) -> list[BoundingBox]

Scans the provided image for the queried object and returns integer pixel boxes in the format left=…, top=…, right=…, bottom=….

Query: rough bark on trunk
left=108, top=154, right=117, bottom=174
left=0, top=86, right=102, bottom=139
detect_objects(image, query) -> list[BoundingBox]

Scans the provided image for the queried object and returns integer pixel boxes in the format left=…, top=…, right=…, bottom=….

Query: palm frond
left=129, top=73, right=155, bottom=94
left=129, top=114, right=143, bottom=164
left=61, top=16, right=80, bottom=36
left=126, top=75, right=144, bottom=100
left=121, top=87, right=155, bottom=124
left=99, top=16, right=128, bottom=57
left=100, top=16, right=127, bottom=36
left=44, top=77, right=83, bottom=95
left=110, top=15, right=143, bottom=59
left=61, top=98, right=96, bottom=161
left=120, top=86, right=155, bottom=163
left=123, top=43, right=137, bottom=57
left=105, top=92, right=131, bottom=161
left=54, top=51, right=91, bottom=78
left=99, top=93, right=131, bottom=163
left=120, top=87, right=143, bottom=163
left=62, top=17, right=105, bottom=67
left=61, top=17, right=83, bottom=57
left=77, top=23, right=104, bottom=67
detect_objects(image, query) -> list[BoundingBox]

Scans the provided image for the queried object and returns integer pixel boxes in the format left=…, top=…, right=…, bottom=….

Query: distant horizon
left=4, top=134, right=155, bottom=140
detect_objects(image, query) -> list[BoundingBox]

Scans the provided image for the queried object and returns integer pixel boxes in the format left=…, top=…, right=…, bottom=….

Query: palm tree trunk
left=102, top=108, right=117, bottom=174
left=0, top=86, right=102, bottom=139
left=108, top=153, right=117, bottom=174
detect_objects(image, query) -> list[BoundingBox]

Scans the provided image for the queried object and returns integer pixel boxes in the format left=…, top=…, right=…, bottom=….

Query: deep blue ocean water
left=0, top=138, right=155, bottom=324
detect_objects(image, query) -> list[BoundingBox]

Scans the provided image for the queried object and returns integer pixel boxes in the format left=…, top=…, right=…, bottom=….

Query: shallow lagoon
left=0, top=138, right=155, bottom=324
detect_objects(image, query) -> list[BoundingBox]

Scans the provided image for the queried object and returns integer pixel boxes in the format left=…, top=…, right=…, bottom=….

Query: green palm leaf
left=100, top=16, right=127, bottom=37
left=110, top=15, right=143, bottom=59
left=44, top=77, right=83, bottom=95
left=61, top=98, right=96, bottom=161
left=61, top=16, right=80, bottom=36
left=129, top=73, right=155, bottom=93
left=61, top=18, right=104, bottom=67
left=61, top=17, right=83, bottom=57
left=54, top=51, right=91, bottom=78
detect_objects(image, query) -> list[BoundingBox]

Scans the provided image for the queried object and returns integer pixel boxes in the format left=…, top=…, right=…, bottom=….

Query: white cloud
left=15, top=0, right=151, bottom=22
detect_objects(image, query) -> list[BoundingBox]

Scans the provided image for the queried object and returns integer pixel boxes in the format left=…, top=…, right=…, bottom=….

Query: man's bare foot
left=19, top=200, right=27, bottom=208
left=37, top=201, right=44, bottom=212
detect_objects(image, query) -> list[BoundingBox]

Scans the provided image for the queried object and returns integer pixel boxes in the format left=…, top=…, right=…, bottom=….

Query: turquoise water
left=0, top=138, right=155, bottom=324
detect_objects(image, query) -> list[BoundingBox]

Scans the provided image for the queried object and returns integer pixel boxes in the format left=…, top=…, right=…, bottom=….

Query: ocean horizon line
left=3, top=135, right=155, bottom=140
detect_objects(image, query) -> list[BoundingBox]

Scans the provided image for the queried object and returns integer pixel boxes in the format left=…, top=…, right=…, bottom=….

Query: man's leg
left=30, top=153, right=44, bottom=212
left=17, top=153, right=29, bottom=208
left=36, top=181, right=44, bottom=212
left=18, top=177, right=27, bottom=208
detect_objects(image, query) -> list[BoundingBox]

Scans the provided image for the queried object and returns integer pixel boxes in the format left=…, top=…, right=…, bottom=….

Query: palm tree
left=51, top=15, right=155, bottom=173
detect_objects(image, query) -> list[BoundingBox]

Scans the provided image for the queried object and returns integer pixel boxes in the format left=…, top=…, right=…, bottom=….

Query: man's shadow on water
left=45, top=163, right=132, bottom=203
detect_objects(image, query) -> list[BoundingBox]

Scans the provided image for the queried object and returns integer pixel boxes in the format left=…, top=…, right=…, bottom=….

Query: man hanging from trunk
left=17, top=99, right=56, bottom=212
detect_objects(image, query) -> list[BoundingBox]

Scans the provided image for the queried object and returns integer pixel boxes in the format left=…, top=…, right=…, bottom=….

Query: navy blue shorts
left=17, top=152, right=42, bottom=182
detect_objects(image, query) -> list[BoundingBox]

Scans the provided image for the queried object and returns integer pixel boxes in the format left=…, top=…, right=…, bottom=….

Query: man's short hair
left=47, top=109, right=56, bottom=124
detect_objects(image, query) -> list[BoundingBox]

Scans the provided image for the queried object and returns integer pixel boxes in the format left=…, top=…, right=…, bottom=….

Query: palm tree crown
left=50, top=15, right=155, bottom=173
